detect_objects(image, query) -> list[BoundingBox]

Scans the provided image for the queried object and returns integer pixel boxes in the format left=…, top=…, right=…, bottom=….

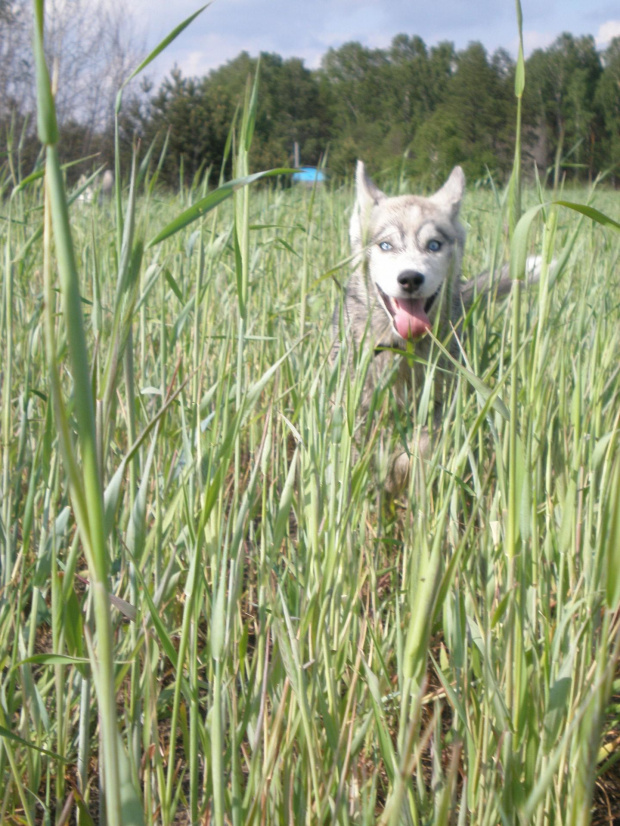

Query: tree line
left=138, top=33, right=619, bottom=187
left=0, top=0, right=141, bottom=184
left=1, top=0, right=619, bottom=189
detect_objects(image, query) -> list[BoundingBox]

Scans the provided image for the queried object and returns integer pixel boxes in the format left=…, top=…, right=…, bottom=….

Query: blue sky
left=130, top=0, right=620, bottom=81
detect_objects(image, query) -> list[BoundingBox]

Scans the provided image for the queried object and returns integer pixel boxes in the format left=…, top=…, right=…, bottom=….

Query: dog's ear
left=430, top=166, right=465, bottom=216
left=355, top=161, right=385, bottom=208
left=351, top=161, right=385, bottom=250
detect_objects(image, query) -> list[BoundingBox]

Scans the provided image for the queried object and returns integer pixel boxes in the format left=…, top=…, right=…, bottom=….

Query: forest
left=1, top=0, right=619, bottom=187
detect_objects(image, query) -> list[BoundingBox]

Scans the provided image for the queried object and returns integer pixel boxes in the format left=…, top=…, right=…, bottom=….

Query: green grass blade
left=116, top=5, right=210, bottom=108
left=146, top=168, right=295, bottom=247
left=553, top=200, right=620, bottom=232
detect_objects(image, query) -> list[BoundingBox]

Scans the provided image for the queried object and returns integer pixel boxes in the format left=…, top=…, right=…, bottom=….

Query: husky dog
left=334, top=161, right=528, bottom=491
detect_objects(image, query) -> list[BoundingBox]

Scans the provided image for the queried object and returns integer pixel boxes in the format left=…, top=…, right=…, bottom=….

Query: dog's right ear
left=351, top=161, right=385, bottom=249
left=355, top=161, right=385, bottom=207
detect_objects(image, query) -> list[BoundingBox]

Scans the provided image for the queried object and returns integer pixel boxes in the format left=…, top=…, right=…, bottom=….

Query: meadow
left=2, top=8, right=620, bottom=826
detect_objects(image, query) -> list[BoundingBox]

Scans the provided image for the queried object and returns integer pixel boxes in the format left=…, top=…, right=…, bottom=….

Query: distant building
left=292, top=167, right=326, bottom=186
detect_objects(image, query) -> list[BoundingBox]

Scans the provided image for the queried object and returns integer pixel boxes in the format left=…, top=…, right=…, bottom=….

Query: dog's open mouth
left=376, top=286, right=440, bottom=340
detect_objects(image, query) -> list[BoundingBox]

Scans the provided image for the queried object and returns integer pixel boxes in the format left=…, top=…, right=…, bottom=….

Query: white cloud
left=124, top=0, right=620, bottom=83
left=596, top=19, right=620, bottom=47
left=176, top=49, right=221, bottom=78
left=521, top=29, right=557, bottom=56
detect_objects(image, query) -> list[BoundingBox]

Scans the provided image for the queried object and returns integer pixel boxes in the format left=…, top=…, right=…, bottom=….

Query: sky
left=128, top=0, right=620, bottom=82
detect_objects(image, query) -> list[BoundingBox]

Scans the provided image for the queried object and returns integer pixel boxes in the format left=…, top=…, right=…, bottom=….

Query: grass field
left=2, top=156, right=620, bottom=825
left=2, top=8, right=620, bottom=825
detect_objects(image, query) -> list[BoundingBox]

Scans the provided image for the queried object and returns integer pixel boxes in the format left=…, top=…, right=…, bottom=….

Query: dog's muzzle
left=376, top=284, right=440, bottom=340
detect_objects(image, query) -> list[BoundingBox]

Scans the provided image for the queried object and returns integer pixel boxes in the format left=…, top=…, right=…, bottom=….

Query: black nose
left=397, top=270, right=425, bottom=291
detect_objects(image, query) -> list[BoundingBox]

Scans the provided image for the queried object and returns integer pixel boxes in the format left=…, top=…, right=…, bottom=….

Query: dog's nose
left=397, top=270, right=425, bottom=291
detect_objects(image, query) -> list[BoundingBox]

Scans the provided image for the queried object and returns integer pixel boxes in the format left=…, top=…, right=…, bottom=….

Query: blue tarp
left=292, top=166, right=326, bottom=183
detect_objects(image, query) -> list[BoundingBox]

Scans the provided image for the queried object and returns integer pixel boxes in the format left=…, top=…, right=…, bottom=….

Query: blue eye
left=379, top=241, right=392, bottom=251
left=428, top=239, right=442, bottom=252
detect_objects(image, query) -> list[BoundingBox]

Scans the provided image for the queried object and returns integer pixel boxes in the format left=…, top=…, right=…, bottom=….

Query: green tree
left=140, top=67, right=234, bottom=186
left=138, top=51, right=330, bottom=184
left=243, top=53, right=329, bottom=169
left=411, top=43, right=514, bottom=183
left=595, top=37, right=620, bottom=182
left=409, top=105, right=462, bottom=186
left=320, top=41, right=390, bottom=130
left=133, top=29, right=614, bottom=188
left=383, top=37, right=456, bottom=162
left=318, top=41, right=394, bottom=174
left=525, top=34, right=602, bottom=179
left=387, top=35, right=434, bottom=129
left=202, top=51, right=330, bottom=170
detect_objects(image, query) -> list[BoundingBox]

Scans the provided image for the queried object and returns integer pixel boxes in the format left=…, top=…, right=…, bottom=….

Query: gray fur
left=334, top=161, right=541, bottom=492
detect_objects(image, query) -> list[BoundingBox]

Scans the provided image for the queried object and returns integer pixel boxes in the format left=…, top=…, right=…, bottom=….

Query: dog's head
left=350, top=161, right=466, bottom=341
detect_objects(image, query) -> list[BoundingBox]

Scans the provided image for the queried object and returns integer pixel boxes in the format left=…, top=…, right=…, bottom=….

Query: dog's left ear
left=430, top=166, right=465, bottom=216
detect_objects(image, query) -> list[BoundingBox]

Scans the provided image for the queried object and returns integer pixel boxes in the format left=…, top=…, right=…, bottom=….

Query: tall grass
left=1, top=3, right=620, bottom=825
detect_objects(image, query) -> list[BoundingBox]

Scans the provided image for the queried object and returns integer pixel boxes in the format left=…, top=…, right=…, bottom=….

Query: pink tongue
left=393, top=298, right=431, bottom=339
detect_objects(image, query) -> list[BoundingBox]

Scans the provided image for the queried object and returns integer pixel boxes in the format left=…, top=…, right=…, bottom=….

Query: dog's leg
left=385, top=426, right=432, bottom=495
